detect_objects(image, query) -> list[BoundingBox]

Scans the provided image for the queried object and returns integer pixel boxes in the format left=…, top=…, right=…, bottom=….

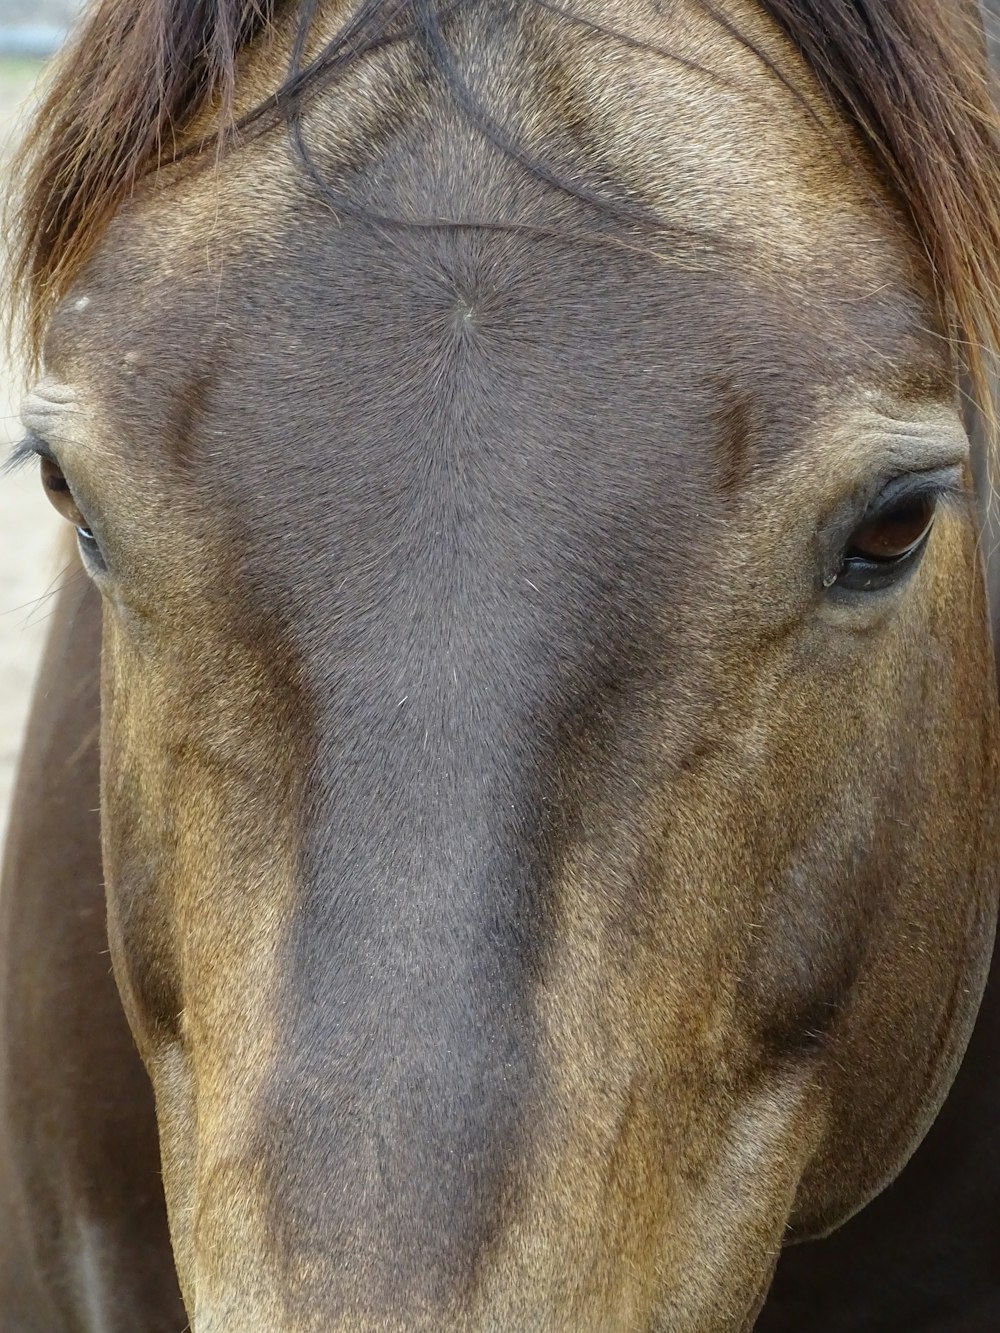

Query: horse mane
left=7, top=0, right=1000, bottom=420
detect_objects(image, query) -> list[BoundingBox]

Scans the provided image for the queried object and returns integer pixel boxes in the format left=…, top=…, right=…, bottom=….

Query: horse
left=3, top=2, right=1000, bottom=1329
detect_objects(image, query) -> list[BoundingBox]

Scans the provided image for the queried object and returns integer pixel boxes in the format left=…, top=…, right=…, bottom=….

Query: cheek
left=100, top=676, right=183, bottom=1051
left=756, top=534, right=999, bottom=1228
left=100, top=667, right=308, bottom=1306
left=669, top=542, right=984, bottom=1038
left=143, top=1043, right=198, bottom=1303
left=99, top=615, right=314, bottom=1047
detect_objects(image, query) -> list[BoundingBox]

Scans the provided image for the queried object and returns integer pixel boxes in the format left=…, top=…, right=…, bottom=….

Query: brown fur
left=2, top=2, right=1000, bottom=1330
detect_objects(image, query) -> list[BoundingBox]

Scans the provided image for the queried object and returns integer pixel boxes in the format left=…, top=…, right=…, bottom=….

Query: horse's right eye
left=40, top=455, right=70, bottom=496
left=40, top=455, right=88, bottom=530
left=38, top=455, right=105, bottom=568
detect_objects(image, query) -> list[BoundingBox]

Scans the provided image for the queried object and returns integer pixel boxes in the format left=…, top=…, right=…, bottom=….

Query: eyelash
left=3, top=434, right=48, bottom=475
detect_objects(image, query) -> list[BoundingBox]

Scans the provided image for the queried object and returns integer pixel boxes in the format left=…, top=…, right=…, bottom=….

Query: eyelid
left=839, top=464, right=969, bottom=539
left=869, top=464, right=967, bottom=513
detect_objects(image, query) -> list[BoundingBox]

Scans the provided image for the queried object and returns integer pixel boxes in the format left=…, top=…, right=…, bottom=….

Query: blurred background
left=0, top=4, right=75, bottom=842
left=0, top=0, right=76, bottom=58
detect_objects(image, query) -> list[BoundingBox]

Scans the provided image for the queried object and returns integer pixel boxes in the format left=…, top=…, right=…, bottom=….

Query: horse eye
left=39, top=457, right=101, bottom=556
left=848, top=494, right=936, bottom=562
left=834, top=491, right=937, bottom=593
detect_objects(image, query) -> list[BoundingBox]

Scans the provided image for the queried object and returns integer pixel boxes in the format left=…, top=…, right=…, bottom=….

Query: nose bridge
left=180, top=539, right=633, bottom=1318
left=185, top=911, right=541, bottom=1327
left=186, top=1030, right=819, bottom=1332
left=193, top=659, right=552, bottom=1317
left=174, top=622, right=811, bottom=1330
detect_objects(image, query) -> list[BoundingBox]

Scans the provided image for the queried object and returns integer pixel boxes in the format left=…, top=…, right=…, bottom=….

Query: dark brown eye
left=39, top=456, right=99, bottom=551
left=846, top=494, right=936, bottom=563
left=834, top=488, right=939, bottom=594
left=40, top=455, right=86, bottom=527
left=40, top=455, right=71, bottom=496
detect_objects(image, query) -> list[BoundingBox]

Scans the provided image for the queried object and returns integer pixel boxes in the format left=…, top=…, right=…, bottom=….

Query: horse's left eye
left=848, top=494, right=936, bottom=562
left=834, top=482, right=944, bottom=594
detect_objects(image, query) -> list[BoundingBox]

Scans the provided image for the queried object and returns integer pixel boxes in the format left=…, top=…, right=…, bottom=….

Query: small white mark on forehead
left=454, top=296, right=476, bottom=325
left=72, top=295, right=90, bottom=313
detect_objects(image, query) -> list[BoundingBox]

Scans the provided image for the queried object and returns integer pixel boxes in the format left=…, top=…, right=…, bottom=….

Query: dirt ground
left=0, top=58, right=64, bottom=845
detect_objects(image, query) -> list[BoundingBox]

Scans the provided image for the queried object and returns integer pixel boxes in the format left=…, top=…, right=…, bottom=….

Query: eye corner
left=76, top=531, right=106, bottom=573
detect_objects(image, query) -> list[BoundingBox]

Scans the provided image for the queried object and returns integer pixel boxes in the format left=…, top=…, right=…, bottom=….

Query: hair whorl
left=6, top=0, right=1000, bottom=436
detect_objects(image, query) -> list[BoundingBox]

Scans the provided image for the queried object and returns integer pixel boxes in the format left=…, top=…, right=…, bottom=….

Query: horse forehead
left=267, top=0, right=894, bottom=260
left=48, top=0, right=925, bottom=411
left=143, top=6, right=891, bottom=234
left=557, top=0, right=876, bottom=232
